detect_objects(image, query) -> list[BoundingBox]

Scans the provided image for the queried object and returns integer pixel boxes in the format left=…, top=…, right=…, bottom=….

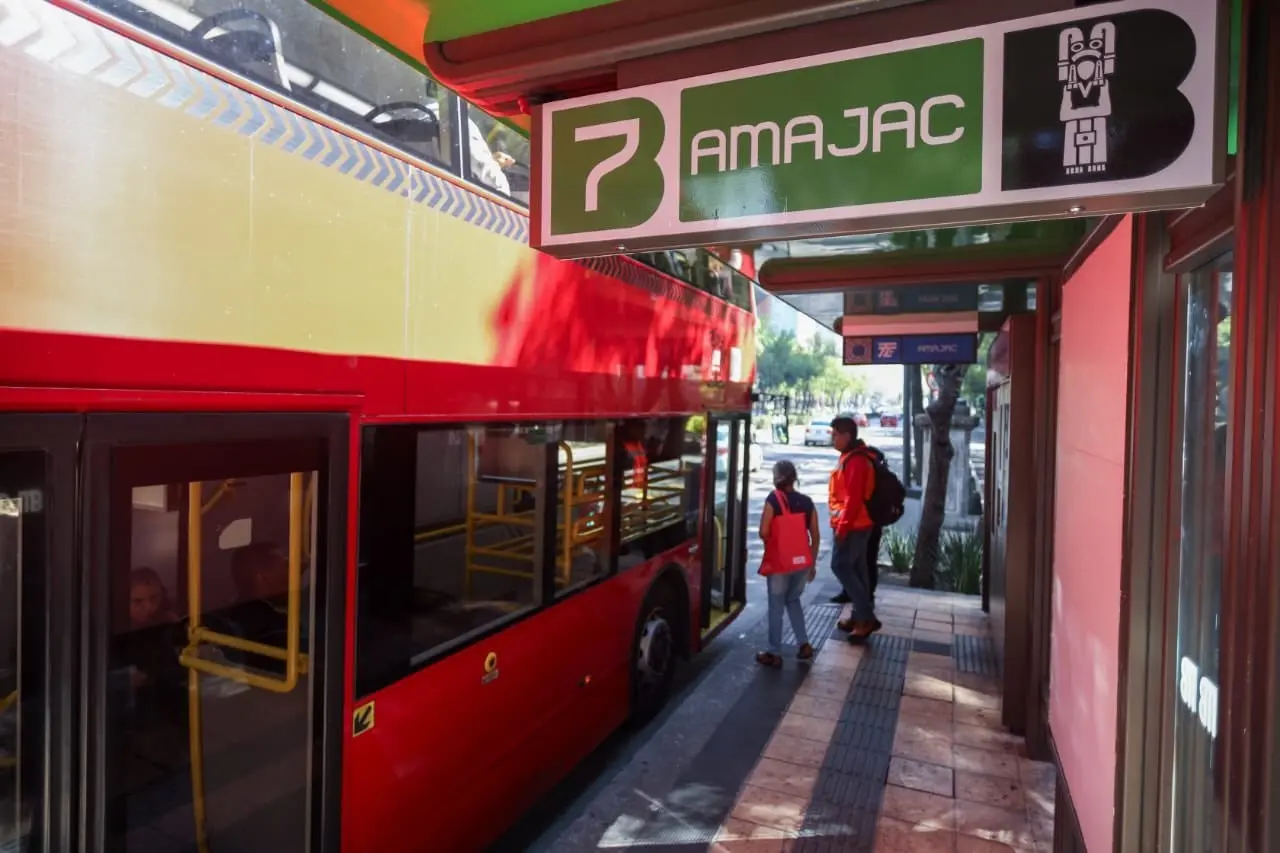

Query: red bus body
left=0, top=2, right=755, bottom=851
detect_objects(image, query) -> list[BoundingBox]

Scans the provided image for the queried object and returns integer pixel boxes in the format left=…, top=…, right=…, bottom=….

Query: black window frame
left=0, top=416, right=81, bottom=853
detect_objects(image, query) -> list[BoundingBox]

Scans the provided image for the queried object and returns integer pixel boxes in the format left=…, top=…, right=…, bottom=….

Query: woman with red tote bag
left=756, top=460, right=821, bottom=667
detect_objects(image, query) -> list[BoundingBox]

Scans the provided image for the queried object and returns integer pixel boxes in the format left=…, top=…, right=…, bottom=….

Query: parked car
left=852, top=412, right=870, bottom=428
left=879, top=412, right=901, bottom=428
left=804, top=419, right=833, bottom=446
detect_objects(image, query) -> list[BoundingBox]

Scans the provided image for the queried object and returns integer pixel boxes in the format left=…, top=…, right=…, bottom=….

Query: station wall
left=1049, top=215, right=1133, bottom=853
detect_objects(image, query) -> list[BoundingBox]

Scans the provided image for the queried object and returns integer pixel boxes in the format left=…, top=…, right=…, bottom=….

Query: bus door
left=700, top=416, right=748, bottom=632
left=0, top=416, right=79, bottom=853
left=83, top=415, right=346, bottom=853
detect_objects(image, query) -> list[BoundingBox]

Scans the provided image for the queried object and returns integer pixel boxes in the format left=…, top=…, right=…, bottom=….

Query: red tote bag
left=760, top=489, right=814, bottom=576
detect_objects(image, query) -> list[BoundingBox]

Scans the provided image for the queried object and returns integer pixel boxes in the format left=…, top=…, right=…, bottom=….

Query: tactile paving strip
left=781, top=602, right=844, bottom=649
left=953, top=634, right=999, bottom=677
left=793, top=633, right=911, bottom=852
left=749, top=583, right=845, bottom=651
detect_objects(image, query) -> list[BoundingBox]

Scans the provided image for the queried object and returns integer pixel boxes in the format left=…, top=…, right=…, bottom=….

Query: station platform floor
left=515, top=582, right=1056, bottom=853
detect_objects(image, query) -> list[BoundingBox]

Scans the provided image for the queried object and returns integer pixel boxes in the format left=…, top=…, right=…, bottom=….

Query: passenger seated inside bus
left=111, top=569, right=191, bottom=816
left=118, top=568, right=184, bottom=699
left=218, top=542, right=308, bottom=675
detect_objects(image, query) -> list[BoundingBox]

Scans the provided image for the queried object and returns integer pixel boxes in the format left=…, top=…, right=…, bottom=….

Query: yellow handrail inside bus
left=459, top=437, right=689, bottom=594
left=180, top=474, right=309, bottom=853
left=179, top=474, right=308, bottom=692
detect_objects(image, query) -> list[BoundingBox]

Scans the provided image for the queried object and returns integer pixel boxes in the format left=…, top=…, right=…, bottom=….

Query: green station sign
left=531, top=0, right=1224, bottom=258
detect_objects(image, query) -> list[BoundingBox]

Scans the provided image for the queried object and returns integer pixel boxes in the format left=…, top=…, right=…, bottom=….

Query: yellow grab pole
left=187, top=482, right=210, bottom=853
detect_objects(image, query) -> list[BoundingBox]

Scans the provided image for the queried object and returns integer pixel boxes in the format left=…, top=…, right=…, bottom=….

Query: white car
left=804, top=419, right=832, bottom=446
left=713, top=425, right=764, bottom=475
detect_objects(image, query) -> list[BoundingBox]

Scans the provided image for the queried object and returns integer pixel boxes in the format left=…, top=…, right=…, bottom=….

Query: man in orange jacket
left=828, top=416, right=880, bottom=642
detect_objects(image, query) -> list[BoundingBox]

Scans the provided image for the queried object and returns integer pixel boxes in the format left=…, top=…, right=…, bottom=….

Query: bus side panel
left=342, top=561, right=681, bottom=852
left=0, top=11, right=754, bottom=417
left=0, top=328, right=744, bottom=420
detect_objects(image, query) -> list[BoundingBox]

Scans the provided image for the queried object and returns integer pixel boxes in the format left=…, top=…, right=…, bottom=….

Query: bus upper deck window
left=366, top=102, right=440, bottom=146
left=189, top=10, right=291, bottom=91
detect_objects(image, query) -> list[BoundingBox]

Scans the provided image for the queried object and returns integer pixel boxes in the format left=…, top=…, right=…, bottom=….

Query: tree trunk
left=909, top=365, right=964, bottom=588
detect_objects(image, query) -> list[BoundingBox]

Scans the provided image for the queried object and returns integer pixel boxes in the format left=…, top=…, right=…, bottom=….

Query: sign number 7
left=574, top=119, right=641, bottom=212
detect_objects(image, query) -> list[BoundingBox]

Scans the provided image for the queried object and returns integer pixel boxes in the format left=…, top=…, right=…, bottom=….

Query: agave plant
left=881, top=528, right=916, bottom=574
left=936, top=528, right=983, bottom=595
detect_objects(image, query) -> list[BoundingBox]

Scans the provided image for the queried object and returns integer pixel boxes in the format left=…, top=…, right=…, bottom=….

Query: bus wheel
left=630, top=583, right=681, bottom=724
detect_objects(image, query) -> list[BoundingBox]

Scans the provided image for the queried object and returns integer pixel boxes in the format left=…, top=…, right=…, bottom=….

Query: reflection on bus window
left=465, top=104, right=530, bottom=204
left=0, top=492, right=31, bottom=852
left=356, top=424, right=547, bottom=693
left=554, top=422, right=613, bottom=596
left=616, top=418, right=698, bottom=571
left=107, top=473, right=315, bottom=853
left=416, top=426, right=543, bottom=636
left=91, top=0, right=458, bottom=169
left=630, top=249, right=754, bottom=312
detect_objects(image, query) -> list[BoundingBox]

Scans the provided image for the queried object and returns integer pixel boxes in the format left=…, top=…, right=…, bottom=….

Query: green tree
left=911, top=364, right=964, bottom=588
left=756, top=329, right=823, bottom=405
left=959, top=333, right=995, bottom=406
left=756, top=329, right=802, bottom=391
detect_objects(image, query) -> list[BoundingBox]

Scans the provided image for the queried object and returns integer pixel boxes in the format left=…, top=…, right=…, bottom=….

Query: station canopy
left=313, top=0, right=936, bottom=120
left=313, top=0, right=1226, bottom=267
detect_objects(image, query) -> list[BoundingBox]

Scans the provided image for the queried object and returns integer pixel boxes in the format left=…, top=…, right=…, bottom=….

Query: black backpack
left=855, top=446, right=906, bottom=526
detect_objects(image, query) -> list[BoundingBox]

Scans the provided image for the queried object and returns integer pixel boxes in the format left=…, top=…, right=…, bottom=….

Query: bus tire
left=628, top=573, right=686, bottom=725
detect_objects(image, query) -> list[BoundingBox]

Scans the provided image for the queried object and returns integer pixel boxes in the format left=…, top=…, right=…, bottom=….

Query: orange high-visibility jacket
left=828, top=446, right=875, bottom=536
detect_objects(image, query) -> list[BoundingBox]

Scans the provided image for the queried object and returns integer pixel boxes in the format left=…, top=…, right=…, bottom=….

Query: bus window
left=88, top=0, right=460, bottom=171
left=107, top=466, right=322, bottom=850
left=464, top=103, right=529, bottom=205
left=356, top=424, right=548, bottom=695
left=554, top=422, right=614, bottom=596
left=106, top=463, right=320, bottom=853
left=616, top=418, right=697, bottom=572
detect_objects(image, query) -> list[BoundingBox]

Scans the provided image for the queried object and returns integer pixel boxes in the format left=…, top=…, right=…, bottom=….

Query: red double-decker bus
left=0, top=1, right=756, bottom=851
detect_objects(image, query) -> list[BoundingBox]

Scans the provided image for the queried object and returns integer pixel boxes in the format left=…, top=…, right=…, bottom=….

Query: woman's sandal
left=796, top=643, right=815, bottom=661
left=755, top=651, right=783, bottom=668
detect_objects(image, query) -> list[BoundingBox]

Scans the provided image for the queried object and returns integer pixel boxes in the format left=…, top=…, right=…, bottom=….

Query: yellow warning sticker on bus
left=353, top=701, right=375, bottom=737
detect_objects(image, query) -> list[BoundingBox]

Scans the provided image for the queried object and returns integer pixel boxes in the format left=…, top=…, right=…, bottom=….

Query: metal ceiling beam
left=759, top=246, right=1075, bottom=295
left=423, top=0, right=1071, bottom=116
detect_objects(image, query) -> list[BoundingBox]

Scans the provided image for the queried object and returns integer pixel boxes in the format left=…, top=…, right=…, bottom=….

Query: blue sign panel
left=899, top=334, right=978, bottom=364
left=845, top=334, right=977, bottom=365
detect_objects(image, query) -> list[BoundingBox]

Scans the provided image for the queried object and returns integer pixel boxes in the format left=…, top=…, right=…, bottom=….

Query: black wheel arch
left=640, top=564, right=693, bottom=661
